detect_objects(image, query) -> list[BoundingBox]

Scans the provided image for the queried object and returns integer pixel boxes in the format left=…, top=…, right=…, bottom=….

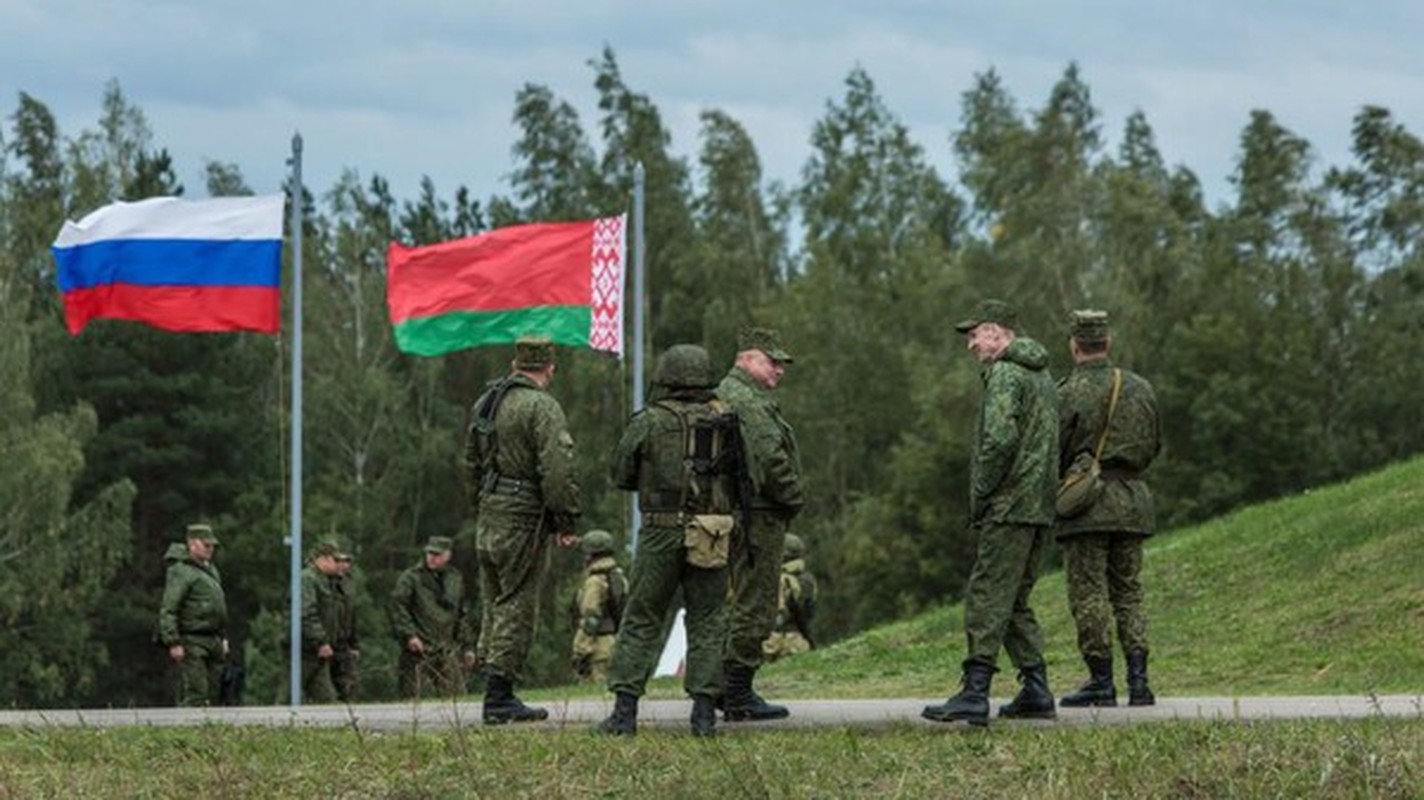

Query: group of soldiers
left=157, top=303, right=1156, bottom=732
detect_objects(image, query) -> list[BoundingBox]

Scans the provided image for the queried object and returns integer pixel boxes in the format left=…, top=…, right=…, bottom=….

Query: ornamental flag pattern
left=589, top=214, right=626, bottom=356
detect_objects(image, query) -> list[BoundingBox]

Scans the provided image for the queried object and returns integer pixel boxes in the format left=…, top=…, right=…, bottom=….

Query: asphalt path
left=0, top=695, right=1418, bottom=733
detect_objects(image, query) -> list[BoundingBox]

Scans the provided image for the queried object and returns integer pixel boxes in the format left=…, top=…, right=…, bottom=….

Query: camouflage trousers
left=1061, top=532, right=1148, bottom=660
left=301, top=652, right=337, bottom=704
left=607, top=524, right=727, bottom=698
left=762, top=630, right=811, bottom=662
left=571, top=631, right=615, bottom=684
left=331, top=648, right=359, bottom=702
left=397, top=646, right=465, bottom=699
left=724, top=510, right=789, bottom=669
left=962, top=522, right=1048, bottom=670
left=172, top=635, right=225, bottom=707
left=476, top=509, right=550, bottom=685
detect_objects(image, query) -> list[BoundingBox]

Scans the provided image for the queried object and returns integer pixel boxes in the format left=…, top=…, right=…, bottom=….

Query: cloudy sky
left=5, top=1, right=1423, bottom=212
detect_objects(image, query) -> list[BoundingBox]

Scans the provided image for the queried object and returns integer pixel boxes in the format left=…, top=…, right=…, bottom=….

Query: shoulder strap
left=1092, top=368, right=1124, bottom=461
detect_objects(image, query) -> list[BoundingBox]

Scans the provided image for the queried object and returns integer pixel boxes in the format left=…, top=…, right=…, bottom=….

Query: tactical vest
left=638, top=398, right=740, bottom=516
left=568, top=568, right=628, bottom=635
left=467, top=377, right=521, bottom=495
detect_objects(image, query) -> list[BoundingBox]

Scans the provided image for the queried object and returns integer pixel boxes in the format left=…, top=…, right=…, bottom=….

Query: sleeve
left=535, top=397, right=582, bottom=520
left=744, top=402, right=805, bottom=512
left=387, top=571, right=418, bottom=642
left=157, top=566, right=189, bottom=646
left=300, top=570, right=329, bottom=648
left=971, top=365, right=1023, bottom=513
left=609, top=413, right=647, bottom=492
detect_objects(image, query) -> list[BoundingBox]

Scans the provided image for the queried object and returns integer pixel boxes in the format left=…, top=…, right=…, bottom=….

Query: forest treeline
left=3, top=48, right=1423, bottom=707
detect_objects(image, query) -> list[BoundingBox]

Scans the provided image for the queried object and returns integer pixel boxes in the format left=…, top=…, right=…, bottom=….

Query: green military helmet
left=580, top=529, right=616, bottom=557
left=783, top=533, right=806, bottom=560
left=652, top=343, right=717, bottom=390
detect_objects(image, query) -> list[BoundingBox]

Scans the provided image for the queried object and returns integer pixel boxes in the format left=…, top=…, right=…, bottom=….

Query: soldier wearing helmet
left=762, top=533, right=818, bottom=661
left=569, top=530, right=627, bottom=684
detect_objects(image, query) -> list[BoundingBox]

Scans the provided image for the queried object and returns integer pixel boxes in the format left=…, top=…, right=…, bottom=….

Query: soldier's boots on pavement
left=1059, top=655, right=1118, bottom=707
left=998, top=663, right=1057, bottom=719
left=690, top=694, right=718, bottom=737
left=922, top=660, right=995, bottom=727
left=482, top=672, right=549, bottom=724
left=596, top=691, right=638, bottom=736
left=1127, top=650, right=1155, bottom=706
left=721, top=663, right=790, bottom=721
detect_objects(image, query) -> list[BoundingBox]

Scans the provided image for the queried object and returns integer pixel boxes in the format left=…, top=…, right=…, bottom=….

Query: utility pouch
left=683, top=514, right=734, bottom=569
left=1056, top=452, right=1104, bottom=518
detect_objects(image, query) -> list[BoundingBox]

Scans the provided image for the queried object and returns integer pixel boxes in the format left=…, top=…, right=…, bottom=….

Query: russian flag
left=52, top=195, right=285, bottom=335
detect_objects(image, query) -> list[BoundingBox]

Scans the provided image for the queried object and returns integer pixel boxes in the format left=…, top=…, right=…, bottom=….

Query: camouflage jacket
left=970, top=336, right=1059, bottom=526
left=300, top=565, right=340, bottom=652
left=716, top=367, right=805, bottom=518
left=570, top=556, right=627, bottom=636
left=774, top=558, right=817, bottom=635
left=1055, top=357, right=1162, bottom=538
left=157, top=549, right=228, bottom=645
left=331, top=574, right=359, bottom=651
left=464, top=373, right=581, bottom=524
left=611, top=389, right=743, bottom=516
left=387, top=563, right=474, bottom=651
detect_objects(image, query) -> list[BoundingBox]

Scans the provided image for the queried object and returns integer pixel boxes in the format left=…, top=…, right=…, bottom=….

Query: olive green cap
left=954, top=299, right=1019, bottom=333
left=186, top=523, right=219, bottom=545
left=424, top=535, right=454, bottom=554
left=310, top=539, right=342, bottom=559
left=514, top=335, right=555, bottom=369
left=1070, top=309, right=1110, bottom=343
left=737, top=326, right=794, bottom=363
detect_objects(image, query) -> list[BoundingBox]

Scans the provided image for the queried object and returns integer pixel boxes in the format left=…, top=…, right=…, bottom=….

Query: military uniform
left=717, top=326, right=804, bottom=720
left=464, top=336, right=581, bottom=723
left=763, top=533, right=817, bottom=661
left=599, top=344, right=746, bottom=737
left=924, top=300, right=1059, bottom=726
left=387, top=536, right=476, bottom=698
left=157, top=524, right=228, bottom=707
left=569, top=531, right=627, bottom=684
left=1056, top=310, right=1162, bottom=707
left=329, top=553, right=360, bottom=702
left=297, top=541, right=343, bottom=704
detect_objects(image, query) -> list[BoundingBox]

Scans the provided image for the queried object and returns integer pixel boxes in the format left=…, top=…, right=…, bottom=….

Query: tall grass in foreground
left=0, top=717, right=1419, bottom=798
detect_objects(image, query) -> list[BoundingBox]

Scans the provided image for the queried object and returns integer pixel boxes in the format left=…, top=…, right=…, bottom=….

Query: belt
left=485, top=475, right=541, bottom=497
left=642, top=511, right=687, bottom=527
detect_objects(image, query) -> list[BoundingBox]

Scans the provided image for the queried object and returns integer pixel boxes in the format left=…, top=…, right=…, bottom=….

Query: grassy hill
left=738, top=454, right=1424, bottom=700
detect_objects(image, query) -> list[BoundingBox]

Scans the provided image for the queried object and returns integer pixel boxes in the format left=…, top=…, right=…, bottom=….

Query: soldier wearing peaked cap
left=463, top=335, right=582, bottom=723
left=388, top=535, right=477, bottom=699
left=328, top=541, right=362, bottom=702
left=1056, top=310, right=1163, bottom=708
left=296, top=539, right=344, bottom=703
left=157, top=523, right=229, bottom=706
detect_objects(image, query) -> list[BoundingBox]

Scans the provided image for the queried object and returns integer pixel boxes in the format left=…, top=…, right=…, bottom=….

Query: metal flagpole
left=631, top=162, right=645, bottom=551
left=287, top=133, right=305, bottom=707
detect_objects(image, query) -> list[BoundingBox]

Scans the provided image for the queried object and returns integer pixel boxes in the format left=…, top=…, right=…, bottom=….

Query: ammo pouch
left=683, top=514, right=734, bottom=569
left=1056, top=452, right=1103, bottom=518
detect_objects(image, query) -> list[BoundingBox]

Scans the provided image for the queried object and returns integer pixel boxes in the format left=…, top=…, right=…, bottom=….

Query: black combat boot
left=1126, top=650, right=1155, bottom=706
left=596, top=691, right=638, bottom=736
left=689, top=694, right=718, bottom=737
left=482, top=672, right=550, bottom=724
left=722, top=663, right=790, bottom=721
left=1059, top=655, right=1117, bottom=708
left=998, top=663, right=1057, bottom=719
left=922, top=660, right=995, bottom=727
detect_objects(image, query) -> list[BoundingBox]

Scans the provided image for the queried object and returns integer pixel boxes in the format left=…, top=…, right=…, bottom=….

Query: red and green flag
left=386, top=215, right=626, bottom=357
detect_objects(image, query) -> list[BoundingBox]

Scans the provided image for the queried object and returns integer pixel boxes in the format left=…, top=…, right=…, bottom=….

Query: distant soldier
left=1056, top=310, right=1163, bottom=707
left=762, top=533, right=817, bottom=661
left=598, top=344, right=749, bottom=737
left=464, top=335, right=582, bottom=724
left=297, top=539, right=344, bottom=703
left=329, top=546, right=361, bottom=702
left=569, top=530, right=627, bottom=684
left=388, top=536, right=478, bottom=699
left=923, top=300, right=1059, bottom=727
left=717, top=326, right=805, bottom=722
left=157, top=523, right=229, bottom=707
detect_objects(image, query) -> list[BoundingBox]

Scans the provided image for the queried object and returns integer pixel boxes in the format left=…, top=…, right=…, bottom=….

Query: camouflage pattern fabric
left=570, top=555, right=625, bottom=683
left=1062, top=532, right=1148, bottom=659
left=298, top=564, right=339, bottom=703
left=157, top=548, right=228, bottom=707
left=330, top=573, right=360, bottom=702
left=388, top=561, right=474, bottom=698
left=476, top=509, right=550, bottom=684
left=962, top=522, right=1049, bottom=668
left=762, top=557, right=817, bottom=661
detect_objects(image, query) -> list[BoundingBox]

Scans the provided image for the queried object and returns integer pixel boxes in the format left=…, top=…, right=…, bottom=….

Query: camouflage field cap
left=514, top=335, right=555, bottom=369
left=1070, top=309, right=1110, bottom=343
left=310, top=539, right=342, bottom=559
left=424, top=535, right=454, bottom=554
left=954, top=299, right=1019, bottom=333
left=737, top=326, right=794, bottom=363
left=186, top=523, right=219, bottom=545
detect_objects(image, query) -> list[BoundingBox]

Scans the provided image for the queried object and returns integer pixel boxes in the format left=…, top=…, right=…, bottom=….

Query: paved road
left=0, top=695, right=1418, bottom=732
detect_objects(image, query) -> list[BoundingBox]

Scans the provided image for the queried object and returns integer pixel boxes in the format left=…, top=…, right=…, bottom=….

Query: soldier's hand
left=317, top=644, right=334, bottom=660
left=556, top=532, right=578, bottom=549
left=168, top=644, right=185, bottom=663
left=407, top=636, right=425, bottom=655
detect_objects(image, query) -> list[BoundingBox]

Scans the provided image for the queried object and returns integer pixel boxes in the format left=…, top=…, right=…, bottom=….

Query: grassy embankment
left=1, top=457, right=1421, bottom=798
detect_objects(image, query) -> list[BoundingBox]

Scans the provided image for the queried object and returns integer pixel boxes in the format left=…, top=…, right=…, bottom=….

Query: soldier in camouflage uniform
left=924, top=300, right=1059, bottom=727
left=762, top=533, right=817, bottom=661
left=1056, top=310, right=1163, bottom=707
left=717, top=326, right=804, bottom=722
left=157, top=523, right=229, bottom=707
left=297, top=539, right=344, bottom=703
left=388, top=536, right=478, bottom=699
left=569, top=530, right=627, bottom=684
left=329, top=546, right=361, bottom=702
left=598, top=344, right=747, bottom=737
left=464, top=336, right=582, bottom=724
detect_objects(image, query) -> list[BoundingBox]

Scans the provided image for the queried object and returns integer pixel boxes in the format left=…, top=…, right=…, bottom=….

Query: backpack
left=653, top=398, right=742, bottom=515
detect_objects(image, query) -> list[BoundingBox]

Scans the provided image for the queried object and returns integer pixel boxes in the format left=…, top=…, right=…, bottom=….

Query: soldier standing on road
left=464, top=336, right=582, bottom=724
left=598, top=344, right=749, bottom=737
left=569, top=530, right=627, bottom=684
left=388, top=536, right=478, bottom=699
left=923, top=300, right=1059, bottom=727
left=1056, top=310, right=1163, bottom=707
left=329, top=546, right=361, bottom=702
left=717, top=326, right=805, bottom=722
left=297, top=539, right=344, bottom=703
left=157, top=523, right=229, bottom=707
left=762, top=532, right=818, bottom=662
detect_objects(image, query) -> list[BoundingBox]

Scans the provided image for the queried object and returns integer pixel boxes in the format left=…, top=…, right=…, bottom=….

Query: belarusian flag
left=386, top=215, right=626, bottom=357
